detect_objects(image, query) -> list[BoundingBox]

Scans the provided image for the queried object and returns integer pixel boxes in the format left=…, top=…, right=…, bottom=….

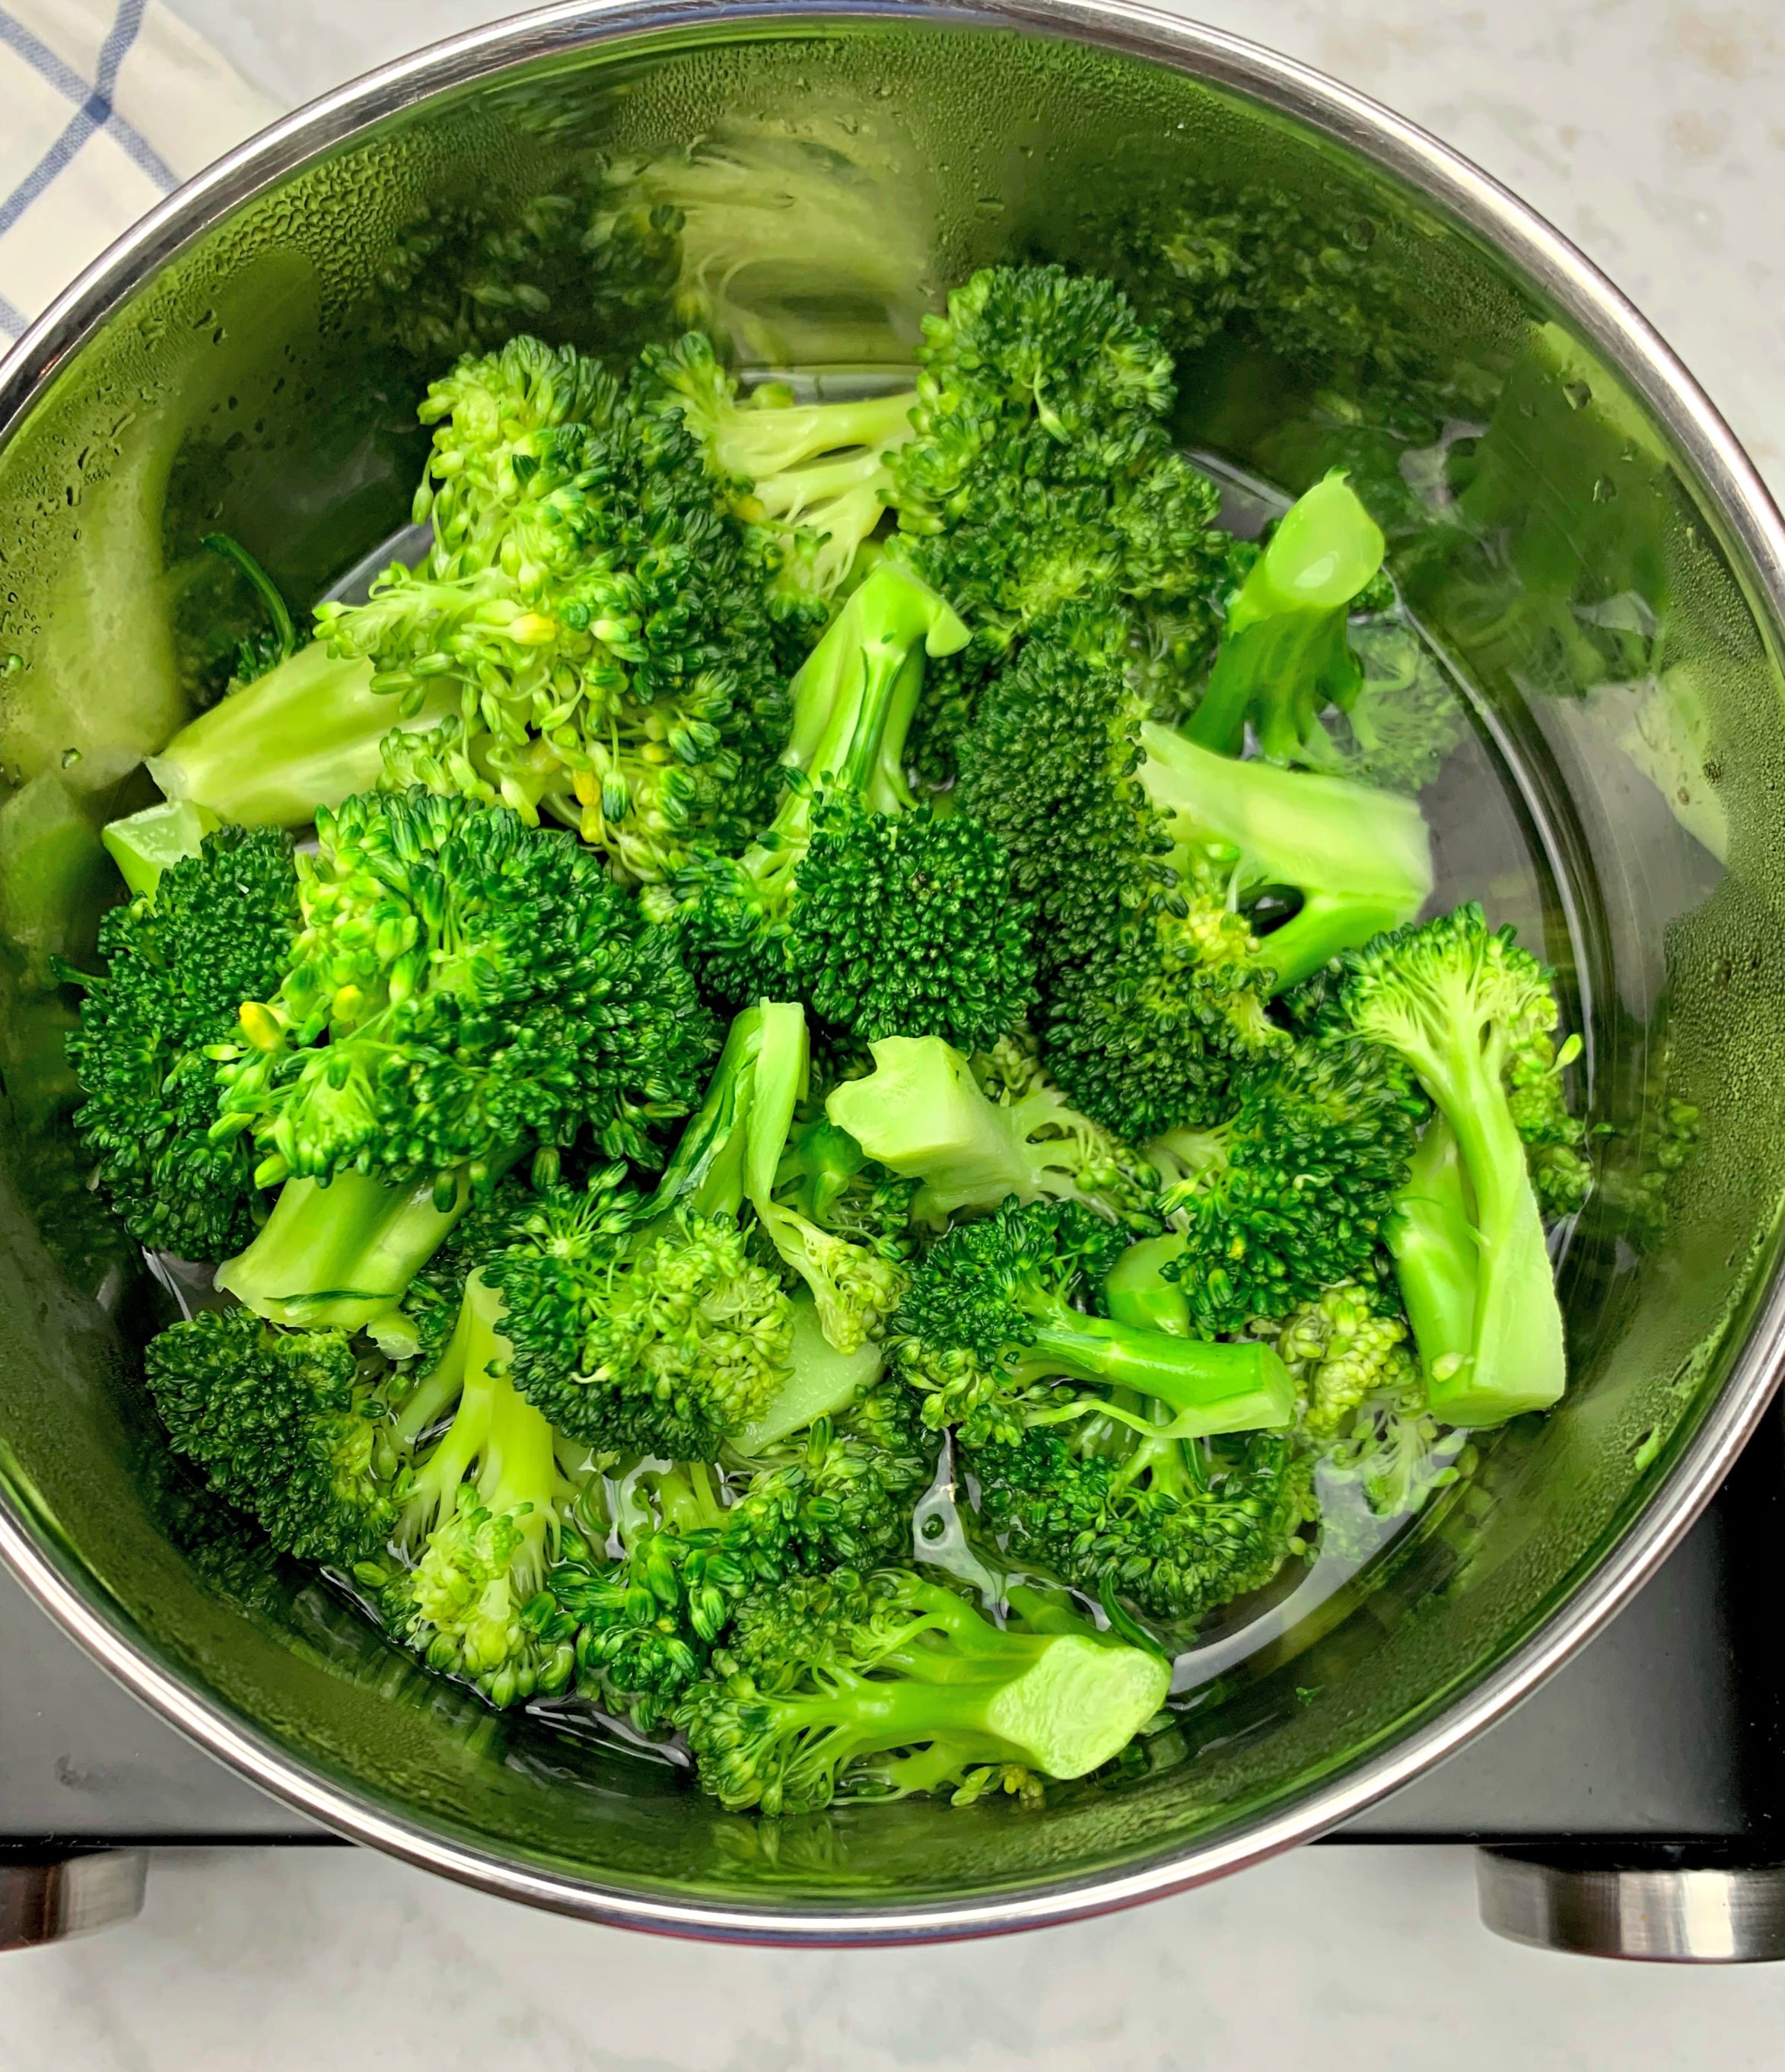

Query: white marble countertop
left=8, top=2, right=1785, bottom=2062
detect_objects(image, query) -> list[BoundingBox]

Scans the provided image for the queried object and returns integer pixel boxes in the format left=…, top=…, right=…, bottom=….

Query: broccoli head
left=673, top=1565, right=1169, bottom=1813
left=892, top=1197, right=1294, bottom=1447
left=212, top=788, right=714, bottom=1195
left=63, top=823, right=298, bottom=1259
left=143, top=1306, right=402, bottom=1567
left=1150, top=1039, right=1424, bottom=1333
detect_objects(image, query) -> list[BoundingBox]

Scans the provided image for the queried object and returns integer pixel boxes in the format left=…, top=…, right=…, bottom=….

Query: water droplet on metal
left=1563, top=380, right=1592, bottom=410
left=1592, top=475, right=1617, bottom=503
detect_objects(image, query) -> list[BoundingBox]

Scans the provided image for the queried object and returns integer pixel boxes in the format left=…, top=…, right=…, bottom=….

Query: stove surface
left=4, top=1402, right=1780, bottom=1855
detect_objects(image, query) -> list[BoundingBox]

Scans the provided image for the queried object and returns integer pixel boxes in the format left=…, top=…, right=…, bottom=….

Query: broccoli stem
left=1389, top=1009, right=1564, bottom=1424
left=730, top=1292, right=883, bottom=1454
left=100, top=800, right=221, bottom=902
left=781, top=561, right=968, bottom=797
left=826, top=1622, right=1166, bottom=1782
left=1102, top=1233, right=1192, bottom=1337
left=1137, top=721, right=1432, bottom=992
left=715, top=390, right=917, bottom=485
left=146, top=640, right=457, bottom=828
left=1185, top=471, right=1386, bottom=760
left=1019, top=1310, right=1294, bottom=1435
left=215, top=1164, right=485, bottom=1329
left=1386, top=1116, right=1478, bottom=1389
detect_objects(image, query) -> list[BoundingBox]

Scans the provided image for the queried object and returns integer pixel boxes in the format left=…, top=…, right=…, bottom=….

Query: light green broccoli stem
left=730, top=1292, right=883, bottom=1454
left=1137, top=721, right=1432, bottom=992
left=780, top=560, right=968, bottom=807
left=775, top=1618, right=1166, bottom=1787
left=399, top=1271, right=560, bottom=1590
left=1185, top=471, right=1386, bottom=761
left=1386, top=1118, right=1478, bottom=1394
left=1018, top=1307, right=1294, bottom=1438
left=215, top=1165, right=481, bottom=1329
left=146, top=639, right=457, bottom=828
left=715, top=388, right=918, bottom=484
left=1102, top=1233, right=1192, bottom=1337
left=100, top=799, right=221, bottom=901
left=1374, top=1000, right=1564, bottom=1424
left=823, top=1035, right=1121, bottom=1221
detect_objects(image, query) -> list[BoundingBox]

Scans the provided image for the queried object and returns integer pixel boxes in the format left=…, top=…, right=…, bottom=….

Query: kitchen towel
left=0, top=0, right=277, bottom=339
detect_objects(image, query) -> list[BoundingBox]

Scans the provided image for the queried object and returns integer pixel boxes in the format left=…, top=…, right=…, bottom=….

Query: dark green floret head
left=143, top=1306, right=400, bottom=1568
left=62, top=823, right=298, bottom=1260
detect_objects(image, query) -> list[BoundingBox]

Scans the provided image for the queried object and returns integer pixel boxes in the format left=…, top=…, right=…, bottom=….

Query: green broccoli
left=679, top=560, right=1035, bottom=1052
left=966, top=1422, right=1313, bottom=1626
left=1147, top=1039, right=1424, bottom=1332
left=361, top=1267, right=582, bottom=1706
left=1179, top=473, right=1384, bottom=761
left=143, top=1305, right=402, bottom=1566
left=62, top=823, right=298, bottom=1259
left=1134, top=719, right=1433, bottom=994
left=956, top=607, right=1281, bottom=1141
left=892, top=1196, right=1294, bottom=1448
left=641, top=333, right=918, bottom=613
left=673, top=1565, right=1170, bottom=1813
left=824, top=1032, right=1161, bottom=1228
left=306, top=336, right=791, bottom=881
left=1303, top=618, right=1471, bottom=797
left=1297, top=904, right=1570, bottom=1424
left=211, top=788, right=714, bottom=1194
left=1268, top=1279, right=1421, bottom=1441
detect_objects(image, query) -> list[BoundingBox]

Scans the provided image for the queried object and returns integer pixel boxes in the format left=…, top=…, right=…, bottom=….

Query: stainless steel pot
left=1, top=0, right=1782, bottom=1940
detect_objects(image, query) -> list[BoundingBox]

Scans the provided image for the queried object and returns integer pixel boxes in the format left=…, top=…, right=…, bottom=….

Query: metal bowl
left=2, top=1, right=1782, bottom=1940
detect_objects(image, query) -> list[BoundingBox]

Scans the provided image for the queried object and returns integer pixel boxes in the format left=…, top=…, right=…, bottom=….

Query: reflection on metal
left=1478, top=1851, right=1785, bottom=1962
left=0, top=1852, right=147, bottom=1950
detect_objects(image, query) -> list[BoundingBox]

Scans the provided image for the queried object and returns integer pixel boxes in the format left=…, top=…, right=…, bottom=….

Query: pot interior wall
left=0, top=15, right=1780, bottom=1916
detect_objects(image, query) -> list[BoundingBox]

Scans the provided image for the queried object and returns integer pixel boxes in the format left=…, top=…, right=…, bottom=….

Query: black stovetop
left=4, top=1400, right=1781, bottom=1857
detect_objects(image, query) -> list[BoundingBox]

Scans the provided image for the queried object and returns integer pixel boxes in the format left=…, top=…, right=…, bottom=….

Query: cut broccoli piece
left=210, top=788, right=714, bottom=1195
left=1297, top=904, right=1570, bottom=1424
left=678, top=560, right=1035, bottom=1052
left=62, top=823, right=298, bottom=1259
left=1135, top=720, right=1433, bottom=995
left=1148, top=1039, right=1424, bottom=1332
left=892, top=1196, right=1294, bottom=1448
left=823, top=1033, right=1161, bottom=1228
left=967, top=1423, right=1314, bottom=1625
left=143, top=1306, right=402, bottom=1567
left=313, top=336, right=791, bottom=880
left=673, top=1566, right=1169, bottom=1813
left=957, top=608, right=1281, bottom=1141
left=1182, top=472, right=1386, bottom=761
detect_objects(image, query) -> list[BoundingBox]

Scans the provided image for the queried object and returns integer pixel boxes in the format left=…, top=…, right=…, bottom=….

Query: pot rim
left=3, top=0, right=1783, bottom=1943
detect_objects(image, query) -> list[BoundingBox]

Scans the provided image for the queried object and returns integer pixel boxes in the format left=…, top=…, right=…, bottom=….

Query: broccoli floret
left=679, top=561, right=1035, bottom=1052
left=1267, top=1280, right=1421, bottom=1440
left=488, top=1187, right=792, bottom=1459
left=62, top=823, right=298, bottom=1259
left=361, top=1268, right=581, bottom=1706
left=211, top=788, right=714, bottom=1194
left=889, top=266, right=1231, bottom=645
left=310, top=336, right=790, bottom=881
left=1148, top=1039, right=1424, bottom=1333
left=892, top=1197, right=1294, bottom=1447
left=641, top=333, right=917, bottom=613
left=1180, top=473, right=1386, bottom=761
left=1135, top=720, right=1433, bottom=995
left=142, top=1306, right=402, bottom=1567
left=673, top=1565, right=1169, bottom=1813
left=1297, top=904, right=1570, bottom=1424
left=824, top=1033, right=1162, bottom=1228
left=1507, top=1024, right=1592, bottom=1220
left=967, top=1424, right=1314, bottom=1626
left=957, top=608, right=1281, bottom=1141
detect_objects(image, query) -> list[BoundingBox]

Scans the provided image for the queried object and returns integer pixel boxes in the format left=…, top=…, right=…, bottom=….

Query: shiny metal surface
left=0, top=2, right=1783, bottom=1940
left=1478, top=1851, right=1785, bottom=1963
left=0, top=1853, right=147, bottom=1951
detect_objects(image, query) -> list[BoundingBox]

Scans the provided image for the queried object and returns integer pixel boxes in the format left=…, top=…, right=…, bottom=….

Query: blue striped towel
left=0, top=0, right=277, bottom=341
